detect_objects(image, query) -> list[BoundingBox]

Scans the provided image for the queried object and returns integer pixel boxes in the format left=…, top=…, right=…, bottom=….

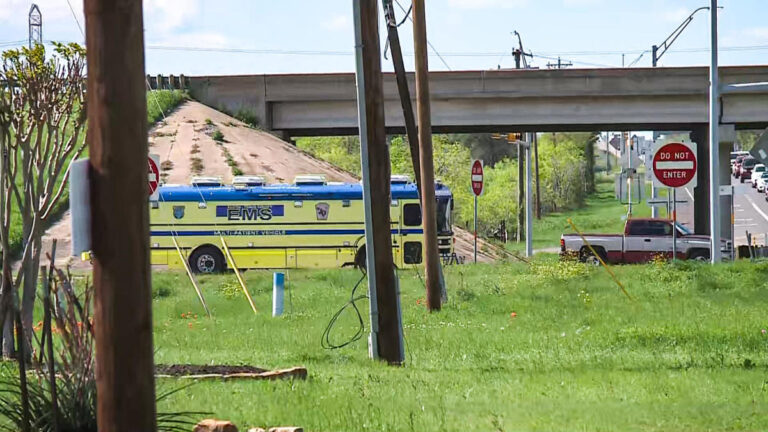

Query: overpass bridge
left=184, top=66, right=768, bottom=137
left=177, top=66, right=768, bottom=238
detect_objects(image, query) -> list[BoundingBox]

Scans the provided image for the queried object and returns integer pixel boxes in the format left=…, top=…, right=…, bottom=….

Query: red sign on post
left=148, top=154, right=160, bottom=200
left=471, top=159, right=484, bottom=196
left=652, top=142, right=697, bottom=188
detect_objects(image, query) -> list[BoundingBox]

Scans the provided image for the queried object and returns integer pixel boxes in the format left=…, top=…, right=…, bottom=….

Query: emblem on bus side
left=216, top=205, right=285, bottom=221
left=173, top=206, right=185, bottom=219
left=316, top=202, right=329, bottom=220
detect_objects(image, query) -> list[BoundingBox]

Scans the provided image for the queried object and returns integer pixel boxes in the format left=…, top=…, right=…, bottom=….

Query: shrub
left=233, top=108, right=260, bottom=128
left=147, top=90, right=187, bottom=125
left=212, top=130, right=224, bottom=142
left=0, top=270, right=195, bottom=431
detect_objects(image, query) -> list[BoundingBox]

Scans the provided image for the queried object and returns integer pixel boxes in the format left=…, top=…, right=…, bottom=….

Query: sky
left=0, top=0, right=765, bottom=75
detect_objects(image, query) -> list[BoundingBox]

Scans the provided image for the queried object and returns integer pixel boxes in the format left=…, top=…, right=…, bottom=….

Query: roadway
left=732, top=178, right=768, bottom=246
left=648, top=177, right=768, bottom=246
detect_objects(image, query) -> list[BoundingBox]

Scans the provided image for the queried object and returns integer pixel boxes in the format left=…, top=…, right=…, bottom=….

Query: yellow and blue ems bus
left=150, top=176, right=454, bottom=273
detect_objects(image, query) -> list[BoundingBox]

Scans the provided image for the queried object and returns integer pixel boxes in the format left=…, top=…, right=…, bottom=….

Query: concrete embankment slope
left=41, top=100, right=502, bottom=269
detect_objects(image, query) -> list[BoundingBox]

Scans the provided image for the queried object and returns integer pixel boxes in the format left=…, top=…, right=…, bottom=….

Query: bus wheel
left=189, top=246, right=225, bottom=274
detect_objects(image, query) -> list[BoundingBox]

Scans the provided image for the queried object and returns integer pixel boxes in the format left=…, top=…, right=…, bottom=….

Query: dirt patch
left=156, top=364, right=268, bottom=375
left=155, top=365, right=307, bottom=381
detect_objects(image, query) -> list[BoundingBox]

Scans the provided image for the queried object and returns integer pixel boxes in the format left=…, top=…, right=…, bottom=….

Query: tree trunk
left=1, top=291, right=13, bottom=357
left=585, top=135, right=596, bottom=194
left=20, top=224, right=41, bottom=359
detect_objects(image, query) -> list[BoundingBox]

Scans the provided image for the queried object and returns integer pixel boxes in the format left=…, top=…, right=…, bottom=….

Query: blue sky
left=0, top=0, right=766, bottom=75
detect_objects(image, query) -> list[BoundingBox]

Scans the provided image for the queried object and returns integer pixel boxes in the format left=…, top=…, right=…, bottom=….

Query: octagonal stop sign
left=652, top=142, right=697, bottom=189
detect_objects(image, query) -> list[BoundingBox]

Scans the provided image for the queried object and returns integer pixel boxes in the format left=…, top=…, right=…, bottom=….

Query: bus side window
left=403, top=203, right=422, bottom=226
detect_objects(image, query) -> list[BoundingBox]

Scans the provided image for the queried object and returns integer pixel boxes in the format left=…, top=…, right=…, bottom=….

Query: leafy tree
left=298, top=132, right=598, bottom=239
left=0, top=42, right=87, bottom=357
left=737, top=130, right=762, bottom=151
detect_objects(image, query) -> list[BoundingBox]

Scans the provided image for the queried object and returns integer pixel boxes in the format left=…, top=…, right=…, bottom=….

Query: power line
left=393, top=0, right=452, bottom=70
left=6, top=39, right=764, bottom=61
left=533, top=53, right=616, bottom=69
left=64, top=0, right=85, bottom=38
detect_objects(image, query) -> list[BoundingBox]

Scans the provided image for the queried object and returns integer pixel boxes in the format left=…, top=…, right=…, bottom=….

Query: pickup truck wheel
left=580, top=247, right=606, bottom=266
left=689, top=250, right=710, bottom=262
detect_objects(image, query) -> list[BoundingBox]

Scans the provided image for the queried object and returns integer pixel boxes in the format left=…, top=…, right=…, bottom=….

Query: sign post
left=652, top=141, right=698, bottom=261
left=471, top=159, right=484, bottom=263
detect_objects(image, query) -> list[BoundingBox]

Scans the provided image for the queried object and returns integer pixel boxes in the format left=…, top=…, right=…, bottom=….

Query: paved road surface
left=648, top=177, right=768, bottom=246
left=732, top=178, right=768, bottom=246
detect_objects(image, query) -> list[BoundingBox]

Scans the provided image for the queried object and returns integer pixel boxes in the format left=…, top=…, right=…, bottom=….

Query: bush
left=0, top=271, right=194, bottom=431
left=296, top=132, right=598, bottom=236
left=212, top=130, right=224, bottom=142
left=147, top=90, right=187, bottom=125
left=233, top=108, right=260, bottom=128
left=152, top=274, right=177, bottom=299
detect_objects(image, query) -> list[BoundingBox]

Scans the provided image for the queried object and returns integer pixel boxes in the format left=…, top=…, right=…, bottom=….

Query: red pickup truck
left=560, top=218, right=731, bottom=264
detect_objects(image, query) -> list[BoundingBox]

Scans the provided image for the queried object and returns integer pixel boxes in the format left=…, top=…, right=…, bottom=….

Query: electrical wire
left=32, top=39, right=768, bottom=59
left=321, top=270, right=369, bottom=350
left=533, top=53, right=617, bottom=69
left=627, top=50, right=649, bottom=67
left=64, top=0, right=85, bottom=39
left=0, top=40, right=27, bottom=47
left=393, top=0, right=452, bottom=71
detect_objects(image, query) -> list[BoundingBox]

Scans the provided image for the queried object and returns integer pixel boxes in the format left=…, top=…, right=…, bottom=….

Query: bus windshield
left=436, top=198, right=452, bottom=235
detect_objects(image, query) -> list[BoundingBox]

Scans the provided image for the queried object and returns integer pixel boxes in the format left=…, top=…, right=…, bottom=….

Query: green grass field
left=151, top=259, right=768, bottom=431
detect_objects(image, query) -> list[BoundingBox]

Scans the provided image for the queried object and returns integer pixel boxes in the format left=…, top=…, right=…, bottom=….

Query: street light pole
left=709, top=0, right=721, bottom=263
left=525, top=133, right=533, bottom=257
left=651, top=6, right=713, bottom=67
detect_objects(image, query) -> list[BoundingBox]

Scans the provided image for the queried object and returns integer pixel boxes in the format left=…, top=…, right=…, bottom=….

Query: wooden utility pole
left=412, top=0, right=442, bottom=311
left=517, top=140, right=525, bottom=241
left=383, top=0, right=421, bottom=189
left=534, top=133, right=541, bottom=219
left=353, top=0, right=403, bottom=364
left=83, top=0, right=157, bottom=430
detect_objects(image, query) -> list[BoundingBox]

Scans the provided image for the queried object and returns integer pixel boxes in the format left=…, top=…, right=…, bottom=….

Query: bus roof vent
left=293, top=174, right=327, bottom=186
left=191, top=176, right=223, bottom=187
left=390, top=174, right=411, bottom=184
left=232, top=175, right=266, bottom=188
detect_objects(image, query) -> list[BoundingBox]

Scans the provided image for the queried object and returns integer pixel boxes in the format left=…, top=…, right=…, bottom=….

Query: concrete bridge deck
left=184, top=66, right=768, bottom=137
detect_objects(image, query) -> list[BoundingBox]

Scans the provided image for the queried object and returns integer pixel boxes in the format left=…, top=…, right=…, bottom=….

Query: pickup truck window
left=627, top=220, right=651, bottom=235
left=627, top=220, right=672, bottom=236
left=647, top=221, right=673, bottom=236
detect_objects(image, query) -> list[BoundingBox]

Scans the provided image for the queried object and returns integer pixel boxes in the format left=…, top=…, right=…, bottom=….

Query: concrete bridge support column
left=719, top=124, right=736, bottom=242
left=693, top=125, right=710, bottom=235
left=692, top=124, right=734, bottom=242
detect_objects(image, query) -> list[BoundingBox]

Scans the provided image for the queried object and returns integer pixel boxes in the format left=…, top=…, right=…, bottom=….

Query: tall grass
left=147, top=90, right=188, bottom=125
left=151, top=259, right=768, bottom=431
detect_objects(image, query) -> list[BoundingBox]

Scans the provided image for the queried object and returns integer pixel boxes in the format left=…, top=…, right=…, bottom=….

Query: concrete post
left=719, top=124, right=736, bottom=242
left=692, top=125, right=710, bottom=235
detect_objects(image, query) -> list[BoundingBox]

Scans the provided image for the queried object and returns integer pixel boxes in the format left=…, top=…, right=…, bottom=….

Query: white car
left=758, top=173, right=768, bottom=192
left=751, top=164, right=767, bottom=187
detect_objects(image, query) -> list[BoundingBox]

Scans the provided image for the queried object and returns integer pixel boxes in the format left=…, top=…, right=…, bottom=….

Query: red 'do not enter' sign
left=471, top=159, right=484, bottom=196
left=148, top=156, right=160, bottom=197
left=652, top=142, right=697, bottom=188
